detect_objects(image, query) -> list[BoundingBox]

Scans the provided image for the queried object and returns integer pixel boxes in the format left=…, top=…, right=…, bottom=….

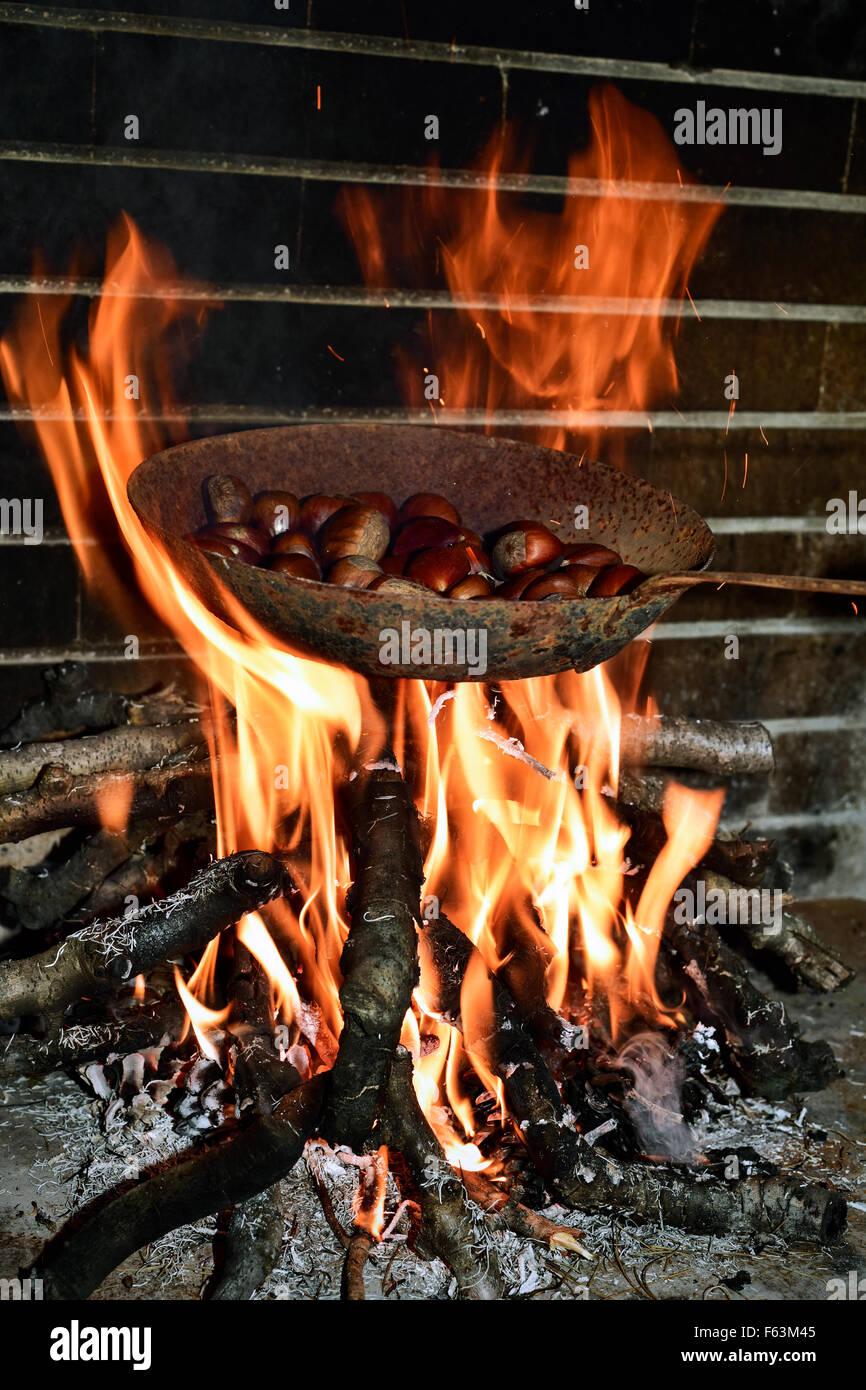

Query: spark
left=36, top=301, right=54, bottom=367
left=669, top=492, right=678, bottom=526
left=742, top=452, right=749, bottom=488
left=326, top=344, right=344, bottom=361
left=721, top=450, right=728, bottom=502
left=685, top=287, right=701, bottom=322
left=759, top=425, right=769, bottom=446
left=853, top=602, right=859, bottom=615
left=774, top=302, right=789, bottom=315
left=316, top=85, right=321, bottom=110
left=475, top=321, right=486, bottom=339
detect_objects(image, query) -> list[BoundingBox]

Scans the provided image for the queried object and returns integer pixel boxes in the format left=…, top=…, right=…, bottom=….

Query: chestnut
left=269, top=553, right=322, bottom=582
left=200, top=522, right=269, bottom=558
left=299, top=494, right=351, bottom=535
left=448, top=574, right=493, bottom=599
left=251, top=490, right=300, bottom=538
left=587, top=564, right=645, bottom=596
left=491, top=521, right=563, bottom=579
left=317, top=504, right=390, bottom=564
left=352, top=491, right=399, bottom=531
left=398, top=492, right=460, bottom=526
left=405, top=544, right=472, bottom=593
left=522, top=572, right=582, bottom=601
left=191, top=533, right=259, bottom=566
left=380, top=554, right=407, bottom=578
left=496, top=568, right=546, bottom=599
left=203, top=474, right=253, bottom=525
left=558, top=563, right=600, bottom=596
left=368, top=575, right=431, bottom=596
left=560, top=542, right=622, bottom=568
left=272, top=531, right=317, bottom=561
left=392, top=517, right=473, bottom=557
left=327, top=555, right=383, bottom=589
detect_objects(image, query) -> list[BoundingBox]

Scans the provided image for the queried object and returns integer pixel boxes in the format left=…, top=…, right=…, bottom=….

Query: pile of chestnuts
left=187, top=474, right=646, bottom=601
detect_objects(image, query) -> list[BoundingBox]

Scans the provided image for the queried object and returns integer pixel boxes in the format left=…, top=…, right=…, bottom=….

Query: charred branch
left=38, top=1075, right=325, bottom=1301
left=341, top=1233, right=374, bottom=1300
left=383, top=1047, right=504, bottom=1299
left=0, top=722, right=206, bottom=796
left=0, top=664, right=201, bottom=746
left=697, top=870, right=855, bottom=993
left=0, top=999, right=187, bottom=1081
left=0, top=758, right=214, bottom=842
left=209, top=1184, right=285, bottom=1301
left=663, top=895, right=844, bottom=1099
left=322, top=760, right=423, bottom=1150
left=0, top=851, right=286, bottom=1022
left=0, top=827, right=131, bottom=931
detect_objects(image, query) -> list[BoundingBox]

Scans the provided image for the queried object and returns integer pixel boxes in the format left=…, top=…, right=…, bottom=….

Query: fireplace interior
left=0, top=0, right=864, bottom=1306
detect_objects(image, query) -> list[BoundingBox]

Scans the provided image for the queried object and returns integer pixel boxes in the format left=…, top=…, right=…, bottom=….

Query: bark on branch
left=0, top=851, right=286, bottom=1022
left=322, top=761, right=423, bottom=1150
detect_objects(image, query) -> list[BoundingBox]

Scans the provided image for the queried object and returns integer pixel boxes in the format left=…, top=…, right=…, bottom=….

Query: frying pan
left=128, top=424, right=866, bottom=682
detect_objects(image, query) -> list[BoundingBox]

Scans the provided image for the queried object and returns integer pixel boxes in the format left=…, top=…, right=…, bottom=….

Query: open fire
left=0, top=85, right=852, bottom=1300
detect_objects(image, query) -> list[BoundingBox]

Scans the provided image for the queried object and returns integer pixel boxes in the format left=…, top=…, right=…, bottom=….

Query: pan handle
left=640, top=570, right=866, bottom=599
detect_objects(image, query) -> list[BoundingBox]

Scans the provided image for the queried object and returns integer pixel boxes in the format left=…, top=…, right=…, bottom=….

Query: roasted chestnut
left=404, top=544, right=473, bottom=593
left=560, top=542, right=622, bottom=568
left=558, top=564, right=600, bottom=596
left=199, top=522, right=269, bottom=558
left=491, top=522, right=563, bottom=578
left=522, top=572, right=582, bottom=601
left=496, top=568, right=546, bottom=599
left=269, top=553, right=322, bottom=581
left=251, top=490, right=300, bottom=538
left=317, top=504, right=390, bottom=564
left=191, top=533, right=259, bottom=566
left=379, top=554, right=407, bottom=577
left=272, top=531, right=318, bottom=560
left=203, top=474, right=253, bottom=525
left=327, top=555, right=383, bottom=589
left=587, top=564, right=645, bottom=596
left=447, top=574, right=493, bottom=599
left=352, top=492, right=399, bottom=531
left=392, top=517, right=477, bottom=557
left=368, top=575, right=431, bottom=596
left=299, top=494, right=351, bottom=535
left=398, top=492, right=460, bottom=525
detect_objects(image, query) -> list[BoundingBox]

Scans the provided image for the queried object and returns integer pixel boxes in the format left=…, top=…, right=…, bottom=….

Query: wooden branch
left=322, top=760, right=423, bottom=1150
left=0, top=759, right=214, bottom=842
left=422, top=914, right=846, bottom=1241
left=38, top=1075, right=325, bottom=1301
left=0, top=851, right=286, bottom=1022
left=663, top=895, right=844, bottom=1099
left=0, top=999, right=187, bottom=1081
left=0, top=722, right=206, bottom=795
left=341, top=1233, right=374, bottom=1300
left=462, top=1170, right=591, bottom=1256
left=209, top=1185, right=285, bottom=1301
left=0, top=827, right=131, bottom=931
left=698, top=869, right=855, bottom=993
left=384, top=1047, right=504, bottom=1299
left=618, top=715, right=774, bottom=775
left=0, top=663, right=201, bottom=746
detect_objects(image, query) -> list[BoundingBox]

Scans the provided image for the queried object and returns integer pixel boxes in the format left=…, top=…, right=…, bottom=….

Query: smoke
left=617, top=1032, right=697, bottom=1163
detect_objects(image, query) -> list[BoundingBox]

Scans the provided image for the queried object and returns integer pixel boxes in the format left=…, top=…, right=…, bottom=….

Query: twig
left=341, top=1233, right=374, bottom=1300
left=0, top=759, right=214, bottom=842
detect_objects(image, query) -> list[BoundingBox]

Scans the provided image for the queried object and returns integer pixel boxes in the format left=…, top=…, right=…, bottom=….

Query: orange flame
left=1, top=82, right=725, bottom=1157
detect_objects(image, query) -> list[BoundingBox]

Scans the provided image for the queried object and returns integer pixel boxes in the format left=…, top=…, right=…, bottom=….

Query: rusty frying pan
left=128, top=424, right=866, bottom=682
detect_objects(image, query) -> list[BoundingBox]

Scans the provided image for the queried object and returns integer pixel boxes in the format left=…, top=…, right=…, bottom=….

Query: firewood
left=422, top=914, right=846, bottom=1241
left=462, top=1170, right=591, bottom=1256
left=617, top=715, right=774, bottom=776
left=322, top=759, right=423, bottom=1150
left=0, top=827, right=131, bottom=931
left=0, top=851, right=286, bottom=1022
left=0, top=758, right=214, bottom=842
left=0, top=998, right=187, bottom=1080
left=615, top=771, right=776, bottom=887
left=0, top=663, right=200, bottom=746
left=0, top=722, right=206, bottom=795
left=76, top=813, right=215, bottom=921
left=209, top=1184, right=286, bottom=1301
left=663, top=893, right=844, bottom=1099
left=341, top=1233, right=374, bottom=1301
left=383, top=1047, right=504, bottom=1299
left=37, top=1074, right=325, bottom=1301
left=696, top=869, right=855, bottom=993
